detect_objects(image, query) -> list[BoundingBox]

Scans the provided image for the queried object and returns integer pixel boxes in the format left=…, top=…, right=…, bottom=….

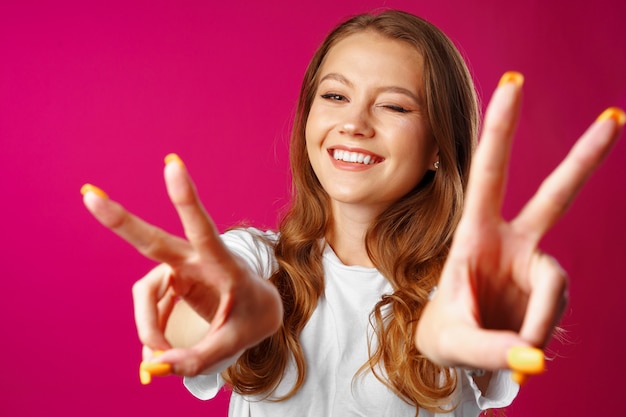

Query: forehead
left=319, top=31, right=424, bottom=89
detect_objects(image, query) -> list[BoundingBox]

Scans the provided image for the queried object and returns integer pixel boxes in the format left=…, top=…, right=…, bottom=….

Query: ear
left=430, top=147, right=440, bottom=171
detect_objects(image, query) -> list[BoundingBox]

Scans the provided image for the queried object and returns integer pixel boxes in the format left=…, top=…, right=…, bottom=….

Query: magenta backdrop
left=1, top=0, right=625, bottom=416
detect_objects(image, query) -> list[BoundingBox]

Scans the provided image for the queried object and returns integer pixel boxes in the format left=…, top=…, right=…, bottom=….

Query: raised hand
left=82, top=154, right=282, bottom=378
left=415, top=72, right=624, bottom=383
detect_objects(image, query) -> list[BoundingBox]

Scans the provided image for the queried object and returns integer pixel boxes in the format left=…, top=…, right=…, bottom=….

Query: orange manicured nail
left=507, top=346, right=545, bottom=375
left=80, top=184, right=109, bottom=199
left=596, top=107, right=626, bottom=126
left=139, top=350, right=172, bottom=385
left=139, top=369, right=152, bottom=385
left=511, top=371, right=528, bottom=386
left=511, top=371, right=528, bottom=387
left=164, top=153, right=185, bottom=168
left=498, top=71, right=524, bottom=88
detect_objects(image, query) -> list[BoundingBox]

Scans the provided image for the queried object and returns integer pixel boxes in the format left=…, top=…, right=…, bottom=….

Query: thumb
left=417, top=315, right=546, bottom=378
left=434, top=324, right=545, bottom=385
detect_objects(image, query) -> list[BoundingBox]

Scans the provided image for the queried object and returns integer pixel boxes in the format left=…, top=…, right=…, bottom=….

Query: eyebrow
left=318, top=72, right=423, bottom=105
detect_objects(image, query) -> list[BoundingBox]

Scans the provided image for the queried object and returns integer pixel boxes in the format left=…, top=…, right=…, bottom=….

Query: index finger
left=82, top=184, right=191, bottom=264
left=462, top=72, right=524, bottom=222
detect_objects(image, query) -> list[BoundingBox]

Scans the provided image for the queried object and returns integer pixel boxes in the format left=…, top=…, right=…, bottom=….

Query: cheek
left=394, top=130, right=437, bottom=181
left=304, top=121, right=321, bottom=173
left=305, top=105, right=322, bottom=139
left=304, top=124, right=316, bottom=159
left=304, top=107, right=329, bottom=156
left=394, top=122, right=434, bottom=158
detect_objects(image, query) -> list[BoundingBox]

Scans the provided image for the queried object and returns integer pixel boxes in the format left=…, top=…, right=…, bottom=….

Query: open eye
left=321, top=93, right=347, bottom=102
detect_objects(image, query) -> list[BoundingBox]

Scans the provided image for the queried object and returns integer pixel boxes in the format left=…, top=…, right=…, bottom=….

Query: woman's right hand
left=82, top=154, right=283, bottom=376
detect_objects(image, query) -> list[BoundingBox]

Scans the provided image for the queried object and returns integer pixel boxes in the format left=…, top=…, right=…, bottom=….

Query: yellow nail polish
left=140, top=361, right=172, bottom=375
left=507, top=346, right=545, bottom=375
left=164, top=153, right=185, bottom=168
left=80, top=184, right=109, bottom=199
left=511, top=371, right=528, bottom=386
left=596, top=107, right=626, bottom=126
left=139, top=369, right=152, bottom=385
left=139, top=350, right=171, bottom=385
left=498, top=71, right=524, bottom=88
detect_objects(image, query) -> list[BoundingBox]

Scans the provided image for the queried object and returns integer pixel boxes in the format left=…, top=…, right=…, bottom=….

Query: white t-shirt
left=184, top=229, right=519, bottom=416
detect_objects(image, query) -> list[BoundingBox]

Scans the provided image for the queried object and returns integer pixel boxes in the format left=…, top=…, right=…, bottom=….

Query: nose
left=339, top=105, right=375, bottom=138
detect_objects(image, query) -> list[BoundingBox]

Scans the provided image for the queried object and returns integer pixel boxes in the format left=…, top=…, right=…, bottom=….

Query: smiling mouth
left=330, top=149, right=383, bottom=165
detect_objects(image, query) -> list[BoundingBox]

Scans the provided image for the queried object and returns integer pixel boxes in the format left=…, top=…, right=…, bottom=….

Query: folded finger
left=513, top=108, right=624, bottom=240
left=463, top=72, right=524, bottom=222
left=157, top=287, right=179, bottom=333
left=518, top=252, right=569, bottom=347
left=426, top=323, right=527, bottom=371
left=153, top=327, right=242, bottom=376
left=133, top=263, right=175, bottom=350
left=82, top=185, right=191, bottom=264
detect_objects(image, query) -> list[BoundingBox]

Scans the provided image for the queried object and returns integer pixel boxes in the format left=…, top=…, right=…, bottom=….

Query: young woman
left=82, top=10, right=624, bottom=417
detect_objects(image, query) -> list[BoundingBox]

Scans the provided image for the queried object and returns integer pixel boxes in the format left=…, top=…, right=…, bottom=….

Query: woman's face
left=305, top=31, right=438, bottom=215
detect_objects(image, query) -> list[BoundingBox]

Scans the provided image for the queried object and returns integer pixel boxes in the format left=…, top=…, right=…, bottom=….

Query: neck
left=326, top=201, right=385, bottom=268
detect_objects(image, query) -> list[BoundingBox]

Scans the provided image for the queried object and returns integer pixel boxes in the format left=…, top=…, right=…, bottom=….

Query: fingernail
left=80, top=184, right=109, bottom=199
left=164, top=153, right=185, bottom=168
left=139, top=369, right=153, bottom=385
left=139, top=350, right=172, bottom=385
left=507, top=346, right=545, bottom=375
left=512, top=371, right=529, bottom=386
left=596, top=107, right=626, bottom=126
left=498, top=71, right=524, bottom=88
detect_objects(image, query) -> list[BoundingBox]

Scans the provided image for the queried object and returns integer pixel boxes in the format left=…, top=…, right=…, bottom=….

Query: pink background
left=1, top=0, right=625, bottom=416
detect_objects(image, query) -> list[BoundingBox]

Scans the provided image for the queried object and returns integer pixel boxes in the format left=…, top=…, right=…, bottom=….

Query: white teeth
left=332, top=149, right=377, bottom=165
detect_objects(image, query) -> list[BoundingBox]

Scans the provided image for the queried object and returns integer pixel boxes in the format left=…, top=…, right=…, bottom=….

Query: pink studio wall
left=1, top=0, right=625, bottom=416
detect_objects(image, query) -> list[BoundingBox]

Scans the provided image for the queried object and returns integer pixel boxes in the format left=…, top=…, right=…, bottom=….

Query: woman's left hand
left=415, top=72, right=624, bottom=381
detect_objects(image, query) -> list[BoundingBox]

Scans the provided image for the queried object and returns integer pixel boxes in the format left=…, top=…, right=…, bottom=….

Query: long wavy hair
left=223, top=9, right=478, bottom=414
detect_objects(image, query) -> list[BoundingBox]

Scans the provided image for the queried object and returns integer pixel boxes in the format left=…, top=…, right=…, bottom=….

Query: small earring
left=434, top=161, right=440, bottom=170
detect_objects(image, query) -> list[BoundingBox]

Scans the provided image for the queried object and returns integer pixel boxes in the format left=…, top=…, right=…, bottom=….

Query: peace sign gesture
left=415, top=72, right=624, bottom=383
left=82, top=155, right=283, bottom=379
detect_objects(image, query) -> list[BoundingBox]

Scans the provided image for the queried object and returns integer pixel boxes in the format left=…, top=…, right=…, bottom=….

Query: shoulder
left=221, top=227, right=278, bottom=278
